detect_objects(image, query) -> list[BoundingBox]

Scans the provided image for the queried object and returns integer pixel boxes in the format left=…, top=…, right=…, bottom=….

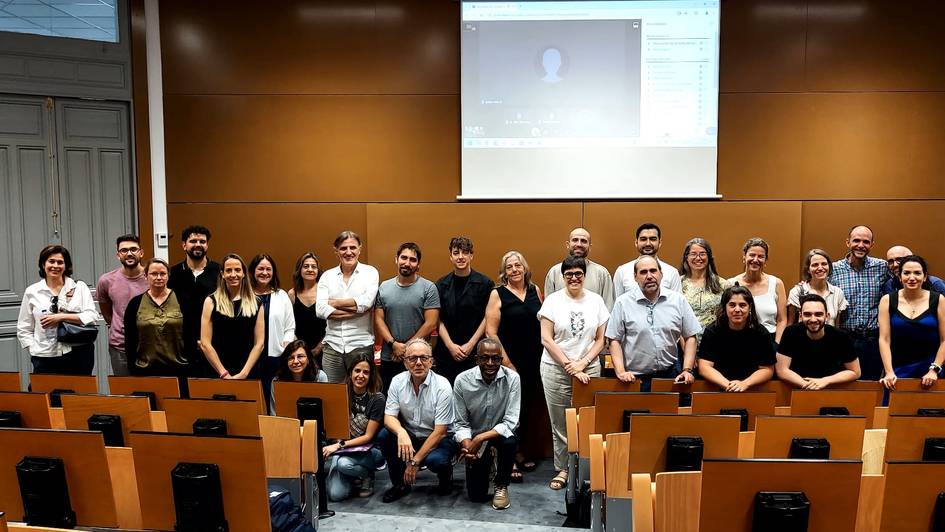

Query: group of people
left=14, top=222, right=945, bottom=510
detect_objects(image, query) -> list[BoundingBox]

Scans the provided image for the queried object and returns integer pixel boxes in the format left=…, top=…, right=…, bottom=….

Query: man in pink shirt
left=96, top=234, right=149, bottom=375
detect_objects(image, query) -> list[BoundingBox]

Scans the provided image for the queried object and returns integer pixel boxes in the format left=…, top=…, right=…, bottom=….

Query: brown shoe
left=492, top=485, right=510, bottom=510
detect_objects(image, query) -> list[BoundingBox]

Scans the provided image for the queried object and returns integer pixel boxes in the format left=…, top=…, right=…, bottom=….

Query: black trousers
left=30, top=343, right=94, bottom=375
left=465, top=434, right=518, bottom=502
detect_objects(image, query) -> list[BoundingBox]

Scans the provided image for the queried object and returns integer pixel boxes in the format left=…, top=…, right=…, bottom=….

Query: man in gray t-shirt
left=375, top=242, right=441, bottom=391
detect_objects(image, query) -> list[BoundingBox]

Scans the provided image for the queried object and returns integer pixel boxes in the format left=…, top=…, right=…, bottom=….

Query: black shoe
left=382, top=484, right=411, bottom=503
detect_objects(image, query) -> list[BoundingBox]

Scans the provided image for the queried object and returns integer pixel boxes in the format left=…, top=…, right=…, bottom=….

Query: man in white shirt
left=613, top=223, right=682, bottom=298
left=315, top=231, right=379, bottom=383
left=378, top=339, right=456, bottom=503
left=544, top=227, right=615, bottom=310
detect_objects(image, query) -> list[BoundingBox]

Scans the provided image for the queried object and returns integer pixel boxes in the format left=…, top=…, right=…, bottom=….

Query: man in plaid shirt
left=828, top=225, right=886, bottom=380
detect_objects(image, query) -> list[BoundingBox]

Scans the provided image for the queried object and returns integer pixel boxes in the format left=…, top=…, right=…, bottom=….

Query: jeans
left=108, top=346, right=130, bottom=376
left=321, top=344, right=374, bottom=384
left=464, top=434, right=518, bottom=502
left=541, top=361, right=602, bottom=470
left=848, top=330, right=881, bottom=381
left=377, top=428, right=457, bottom=487
left=31, top=343, right=95, bottom=375
left=325, top=447, right=384, bottom=501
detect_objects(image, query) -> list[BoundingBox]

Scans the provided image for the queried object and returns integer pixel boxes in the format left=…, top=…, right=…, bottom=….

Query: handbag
left=55, top=282, right=99, bottom=346
left=57, top=321, right=98, bottom=346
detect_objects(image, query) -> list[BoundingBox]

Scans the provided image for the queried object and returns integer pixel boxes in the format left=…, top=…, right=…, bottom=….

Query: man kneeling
left=453, top=338, right=521, bottom=510
left=379, top=338, right=457, bottom=502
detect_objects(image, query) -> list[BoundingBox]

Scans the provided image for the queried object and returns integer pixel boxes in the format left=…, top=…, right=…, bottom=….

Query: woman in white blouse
left=249, top=253, right=296, bottom=414
left=17, top=245, right=99, bottom=375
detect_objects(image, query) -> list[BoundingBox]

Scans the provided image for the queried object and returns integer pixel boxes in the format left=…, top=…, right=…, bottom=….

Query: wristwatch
left=338, top=440, right=347, bottom=448
left=407, top=459, right=418, bottom=467
left=684, top=368, right=695, bottom=375
left=930, top=364, right=943, bottom=375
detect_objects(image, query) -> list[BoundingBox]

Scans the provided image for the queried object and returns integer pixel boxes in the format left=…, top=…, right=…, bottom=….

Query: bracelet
left=219, top=370, right=230, bottom=378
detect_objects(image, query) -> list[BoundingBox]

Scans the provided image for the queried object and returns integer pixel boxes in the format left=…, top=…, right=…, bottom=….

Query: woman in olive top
left=697, top=286, right=776, bottom=392
left=124, top=258, right=188, bottom=376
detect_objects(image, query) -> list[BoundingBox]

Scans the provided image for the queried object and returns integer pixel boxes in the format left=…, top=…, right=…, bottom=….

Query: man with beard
left=776, top=294, right=860, bottom=389
left=606, top=256, right=700, bottom=392
left=167, top=225, right=219, bottom=364
left=96, top=234, right=149, bottom=375
left=453, top=338, right=520, bottom=509
left=828, top=225, right=886, bottom=379
left=543, top=227, right=615, bottom=310
left=375, top=242, right=440, bottom=391
left=882, top=245, right=945, bottom=295
left=613, top=222, right=682, bottom=298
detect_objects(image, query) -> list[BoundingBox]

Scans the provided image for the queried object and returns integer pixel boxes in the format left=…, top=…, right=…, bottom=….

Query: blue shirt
left=828, top=256, right=886, bottom=331
left=385, top=370, right=454, bottom=438
left=882, top=275, right=945, bottom=296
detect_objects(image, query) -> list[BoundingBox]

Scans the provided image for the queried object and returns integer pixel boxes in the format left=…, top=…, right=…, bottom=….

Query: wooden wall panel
left=806, top=0, right=945, bottom=91
left=719, top=0, right=807, bottom=93
left=801, top=201, right=945, bottom=278
left=160, top=0, right=458, bottom=95
left=166, top=203, right=368, bottom=277
left=131, top=0, right=152, bottom=256
left=365, top=203, right=582, bottom=282
left=584, top=202, right=803, bottom=284
left=718, top=92, right=945, bottom=200
left=163, top=94, right=458, bottom=203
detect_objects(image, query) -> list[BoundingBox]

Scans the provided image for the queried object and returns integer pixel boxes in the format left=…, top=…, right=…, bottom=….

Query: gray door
left=0, top=94, right=135, bottom=389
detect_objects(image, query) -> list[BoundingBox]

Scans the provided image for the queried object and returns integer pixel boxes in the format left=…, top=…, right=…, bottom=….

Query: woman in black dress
left=486, top=250, right=543, bottom=479
left=288, top=252, right=327, bottom=360
left=199, top=253, right=265, bottom=379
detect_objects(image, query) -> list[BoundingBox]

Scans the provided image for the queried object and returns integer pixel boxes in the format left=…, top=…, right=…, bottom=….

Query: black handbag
left=56, top=321, right=98, bottom=346
left=55, top=283, right=99, bottom=346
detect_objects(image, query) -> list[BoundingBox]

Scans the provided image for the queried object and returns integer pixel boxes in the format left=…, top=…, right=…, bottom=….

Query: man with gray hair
left=378, top=338, right=456, bottom=503
left=606, top=256, right=701, bottom=392
left=453, top=337, right=521, bottom=510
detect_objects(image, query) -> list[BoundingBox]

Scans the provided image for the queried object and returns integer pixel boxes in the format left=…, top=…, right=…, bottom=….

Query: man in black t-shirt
left=167, top=225, right=220, bottom=369
left=776, top=294, right=861, bottom=389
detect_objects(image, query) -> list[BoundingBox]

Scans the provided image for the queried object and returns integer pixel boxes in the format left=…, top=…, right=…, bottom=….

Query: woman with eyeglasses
left=124, top=258, right=189, bottom=377
left=485, top=250, right=544, bottom=478
left=17, top=245, right=99, bottom=375
left=537, top=256, right=609, bottom=490
left=199, top=253, right=265, bottom=379
left=679, top=238, right=731, bottom=341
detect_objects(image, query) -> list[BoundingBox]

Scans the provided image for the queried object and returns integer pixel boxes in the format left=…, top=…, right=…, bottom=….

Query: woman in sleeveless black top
left=199, top=254, right=265, bottom=379
left=288, top=252, right=327, bottom=356
left=486, top=251, right=545, bottom=476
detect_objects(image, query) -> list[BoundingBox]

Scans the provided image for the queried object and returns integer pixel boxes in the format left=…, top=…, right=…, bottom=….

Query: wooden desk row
left=0, top=378, right=352, bottom=531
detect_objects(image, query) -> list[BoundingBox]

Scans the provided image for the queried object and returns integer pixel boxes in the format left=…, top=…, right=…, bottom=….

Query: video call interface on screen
left=460, top=1, right=721, bottom=199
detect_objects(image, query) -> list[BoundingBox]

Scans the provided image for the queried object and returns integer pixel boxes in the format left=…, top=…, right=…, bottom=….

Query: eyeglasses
left=687, top=252, right=708, bottom=259
left=476, top=355, right=503, bottom=365
left=563, top=271, right=584, bottom=280
left=118, top=247, right=140, bottom=255
left=404, top=355, right=432, bottom=365
left=49, top=295, right=59, bottom=313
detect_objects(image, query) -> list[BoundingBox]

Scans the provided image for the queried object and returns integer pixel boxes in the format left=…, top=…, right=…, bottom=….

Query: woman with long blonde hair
left=199, top=253, right=265, bottom=379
